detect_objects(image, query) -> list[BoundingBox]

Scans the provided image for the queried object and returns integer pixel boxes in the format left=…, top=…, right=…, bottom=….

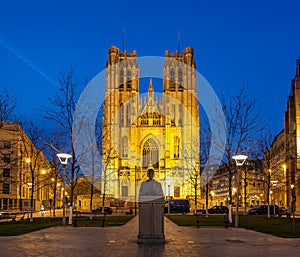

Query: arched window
left=178, top=105, right=183, bottom=126
left=170, top=68, right=175, bottom=82
left=119, top=69, right=124, bottom=90
left=142, top=138, right=159, bottom=168
left=178, top=68, right=183, bottom=85
left=122, top=136, right=128, bottom=158
left=171, top=104, right=176, bottom=122
left=127, top=69, right=132, bottom=90
left=170, top=68, right=175, bottom=90
left=126, top=105, right=130, bottom=127
left=120, top=104, right=124, bottom=126
left=174, top=136, right=180, bottom=158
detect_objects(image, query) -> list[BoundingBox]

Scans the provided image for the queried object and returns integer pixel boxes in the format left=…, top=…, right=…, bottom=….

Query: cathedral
left=101, top=46, right=200, bottom=203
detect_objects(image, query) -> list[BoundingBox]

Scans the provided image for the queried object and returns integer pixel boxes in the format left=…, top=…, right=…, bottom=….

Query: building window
left=171, top=104, right=176, bottom=122
left=174, top=137, right=180, bottom=159
left=122, top=186, right=128, bottom=197
left=122, top=137, right=128, bottom=158
left=3, top=168, right=10, bottom=178
left=3, top=140, right=11, bottom=149
left=119, top=69, right=124, bottom=90
left=142, top=138, right=159, bottom=168
left=127, top=70, right=132, bottom=90
left=4, top=154, right=10, bottom=163
left=174, top=186, right=180, bottom=198
left=120, top=104, right=124, bottom=126
left=2, top=183, right=10, bottom=194
left=141, top=114, right=148, bottom=125
left=178, top=105, right=183, bottom=126
left=170, top=68, right=175, bottom=90
left=178, top=69, right=183, bottom=87
left=126, top=105, right=131, bottom=126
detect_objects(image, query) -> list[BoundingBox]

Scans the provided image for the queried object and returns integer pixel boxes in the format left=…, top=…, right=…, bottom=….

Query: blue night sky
left=0, top=0, right=300, bottom=135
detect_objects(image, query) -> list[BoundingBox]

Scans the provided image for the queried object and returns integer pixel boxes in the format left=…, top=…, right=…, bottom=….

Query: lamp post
left=291, top=184, right=296, bottom=233
left=57, top=153, right=72, bottom=226
left=232, top=154, right=248, bottom=228
left=166, top=177, right=171, bottom=215
left=270, top=180, right=278, bottom=215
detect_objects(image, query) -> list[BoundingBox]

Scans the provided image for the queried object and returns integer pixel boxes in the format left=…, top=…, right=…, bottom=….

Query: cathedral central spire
left=148, top=78, right=154, bottom=98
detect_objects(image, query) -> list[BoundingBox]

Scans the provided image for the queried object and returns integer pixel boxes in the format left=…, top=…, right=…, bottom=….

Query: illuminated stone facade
left=266, top=59, right=300, bottom=211
left=0, top=123, right=54, bottom=211
left=209, top=160, right=265, bottom=208
left=102, top=46, right=200, bottom=202
left=284, top=59, right=300, bottom=210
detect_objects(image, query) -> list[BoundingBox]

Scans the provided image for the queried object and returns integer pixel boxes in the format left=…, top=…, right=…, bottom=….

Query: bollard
left=195, top=214, right=200, bottom=228
left=73, top=211, right=78, bottom=227
left=224, top=214, right=228, bottom=228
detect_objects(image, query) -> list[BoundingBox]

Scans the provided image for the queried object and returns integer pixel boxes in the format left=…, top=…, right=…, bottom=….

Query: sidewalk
left=0, top=216, right=300, bottom=257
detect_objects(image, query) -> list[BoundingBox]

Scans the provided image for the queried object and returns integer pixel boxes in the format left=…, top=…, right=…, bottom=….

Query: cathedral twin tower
left=102, top=46, right=200, bottom=200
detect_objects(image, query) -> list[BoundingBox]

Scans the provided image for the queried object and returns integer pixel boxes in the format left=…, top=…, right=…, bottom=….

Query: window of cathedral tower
left=170, top=68, right=176, bottom=90
left=174, top=136, right=180, bottom=159
left=178, top=68, right=183, bottom=88
left=126, top=106, right=130, bottom=126
left=127, top=70, right=132, bottom=90
left=178, top=105, right=183, bottom=126
left=122, top=136, right=128, bottom=158
left=119, top=69, right=124, bottom=90
left=171, top=104, right=176, bottom=123
left=120, top=104, right=124, bottom=126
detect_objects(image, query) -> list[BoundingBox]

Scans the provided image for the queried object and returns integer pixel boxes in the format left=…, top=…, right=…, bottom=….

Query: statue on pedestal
left=139, top=168, right=163, bottom=201
left=138, top=166, right=165, bottom=244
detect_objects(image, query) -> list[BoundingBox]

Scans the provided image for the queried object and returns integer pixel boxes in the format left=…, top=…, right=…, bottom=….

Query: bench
left=125, top=209, right=133, bottom=215
left=11, top=213, right=25, bottom=222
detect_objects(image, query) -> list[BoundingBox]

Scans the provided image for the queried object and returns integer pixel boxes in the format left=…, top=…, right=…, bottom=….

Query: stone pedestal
left=138, top=196, right=165, bottom=244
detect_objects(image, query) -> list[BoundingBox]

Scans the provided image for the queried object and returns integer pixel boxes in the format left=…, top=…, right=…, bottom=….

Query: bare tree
left=42, top=68, right=80, bottom=223
left=0, top=85, right=17, bottom=128
left=215, top=85, right=268, bottom=207
left=183, top=138, right=200, bottom=214
left=19, top=121, right=49, bottom=222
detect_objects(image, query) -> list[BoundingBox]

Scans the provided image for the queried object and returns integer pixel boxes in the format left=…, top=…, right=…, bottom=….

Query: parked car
left=203, top=206, right=229, bottom=214
left=248, top=205, right=279, bottom=215
left=164, top=199, right=190, bottom=214
left=91, top=207, right=113, bottom=215
left=278, top=207, right=287, bottom=216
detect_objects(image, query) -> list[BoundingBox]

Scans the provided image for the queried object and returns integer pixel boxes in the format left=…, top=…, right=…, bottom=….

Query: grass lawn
left=72, top=215, right=134, bottom=227
left=0, top=217, right=62, bottom=236
left=166, top=214, right=300, bottom=238
left=0, top=215, right=134, bottom=236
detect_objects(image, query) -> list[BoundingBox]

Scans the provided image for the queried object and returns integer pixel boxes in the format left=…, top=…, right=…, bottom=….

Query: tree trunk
left=244, top=181, right=247, bottom=215
left=30, top=185, right=34, bottom=222
left=53, top=184, right=57, bottom=217
left=229, top=173, right=232, bottom=205
left=205, top=183, right=209, bottom=218
left=90, top=184, right=94, bottom=220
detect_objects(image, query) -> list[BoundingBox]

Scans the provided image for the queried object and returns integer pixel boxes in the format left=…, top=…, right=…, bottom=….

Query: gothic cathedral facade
left=102, top=46, right=200, bottom=202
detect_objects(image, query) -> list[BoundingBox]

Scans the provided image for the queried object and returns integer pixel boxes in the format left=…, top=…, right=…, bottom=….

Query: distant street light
left=57, top=153, right=72, bottom=226
left=232, top=154, right=248, bottom=228
left=291, top=184, right=296, bottom=233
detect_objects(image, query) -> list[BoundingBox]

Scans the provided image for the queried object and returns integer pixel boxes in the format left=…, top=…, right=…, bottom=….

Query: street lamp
left=166, top=177, right=171, bottom=215
left=291, top=184, right=296, bottom=233
left=270, top=180, right=278, bottom=215
left=57, top=153, right=72, bottom=226
left=232, top=154, right=248, bottom=228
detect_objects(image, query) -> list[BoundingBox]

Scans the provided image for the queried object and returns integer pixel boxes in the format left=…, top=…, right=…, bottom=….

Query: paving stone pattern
left=0, top=216, right=300, bottom=257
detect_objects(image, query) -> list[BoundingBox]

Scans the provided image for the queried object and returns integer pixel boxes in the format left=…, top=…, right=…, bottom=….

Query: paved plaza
left=0, top=216, right=300, bottom=257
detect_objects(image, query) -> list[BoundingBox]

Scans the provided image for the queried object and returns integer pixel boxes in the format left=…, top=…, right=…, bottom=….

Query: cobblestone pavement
left=0, top=216, right=300, bottom=257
